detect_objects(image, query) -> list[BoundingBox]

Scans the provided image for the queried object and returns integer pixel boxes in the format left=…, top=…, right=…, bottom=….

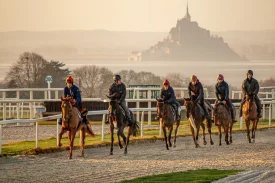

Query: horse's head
left=246, top=94, right=255, bottom=103
left=60, top=96, right=73, bottom=122
left=183, top=98, right=193, bottom=110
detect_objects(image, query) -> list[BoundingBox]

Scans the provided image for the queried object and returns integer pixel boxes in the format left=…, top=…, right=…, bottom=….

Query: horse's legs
left=58, top=127, right=67, bottom=147
left=190, top=124, right=198, bottom=148
left=173, top=121, right=180, bottom=148
left=117, top=129, right=123, bottom=149
left=124, top=126, right=131, bottom=155
left=245, top=119, right=251, bottom=143
left=162, top=126, right=169, bottom=150
left=195, top=126, right=200, bottom=148
left=223, top=126, right=229, bottom=145
left=80, top=128, right=86, bottom=157
left=110, top=122, right=115, bottom=155
left=229, top=122, right=233, bottom=144
left=207, top=119, right=214, bottom=145
left=201, top=123, right=207, bottom=145
left=218, top=125, right=222, bottom=146
left=251, top=120, right=256, bottom=143
left=168, top=126, right=173, bottom=147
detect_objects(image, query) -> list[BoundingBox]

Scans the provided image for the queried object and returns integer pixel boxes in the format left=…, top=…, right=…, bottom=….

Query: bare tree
left=163, top=72, right=189, bottom=87
left=73, top=65, right=113, bottom=98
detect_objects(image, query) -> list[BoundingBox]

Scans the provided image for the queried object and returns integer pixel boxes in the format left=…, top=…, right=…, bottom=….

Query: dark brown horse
left=242, top=94, right=259, bottom=143
left=213, top=102, right=235, bottom=146
left=58, top=96, right=95, bottom=159
left=184, top=98, right=214, bottom=148
left=107, top=93, right=139, bottom=155
left=156, top=98, right=180, bottom=150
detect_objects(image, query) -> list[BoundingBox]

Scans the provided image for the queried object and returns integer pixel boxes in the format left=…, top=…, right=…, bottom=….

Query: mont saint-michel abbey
left=130, top=4, right=244, bottom=61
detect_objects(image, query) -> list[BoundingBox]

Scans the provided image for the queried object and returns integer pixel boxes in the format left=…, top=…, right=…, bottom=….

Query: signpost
left=45, top=75, right=52, bottom=99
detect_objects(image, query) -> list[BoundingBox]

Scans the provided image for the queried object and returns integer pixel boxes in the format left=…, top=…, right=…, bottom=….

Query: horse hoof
left=203, top=141, right=207, bottom=145
left=119, top=145, right=123, bottom=149
left=58, top=143, right=62, bottom=147
left=252, top=139, right=255, bottom=143
left=219, top=144, right=222, bottom=146
left=68, top=156, right=72, bottom=160
left=173, top=144, right=176, bottom=148
left=210, top=141, right=214, bottom=145
left=195, top=144, right=200, bottom=148
left=124, top=151, right=127, bottom=155
left=110, top=152, right=113, bottom=155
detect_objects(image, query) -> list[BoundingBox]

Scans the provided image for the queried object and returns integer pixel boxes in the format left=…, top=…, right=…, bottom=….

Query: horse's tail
left=131, top=120, right=140, bottom=137
left=86, top=124, right=96, bottom=137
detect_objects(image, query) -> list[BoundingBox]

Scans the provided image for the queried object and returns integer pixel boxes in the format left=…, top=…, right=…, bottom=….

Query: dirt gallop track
left=1, top=128, right=275, bottom=183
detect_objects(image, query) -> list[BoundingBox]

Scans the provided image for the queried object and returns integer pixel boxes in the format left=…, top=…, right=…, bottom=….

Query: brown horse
left=58, top=96, right=95, bottom=159
left=242, top=94, right=259, bottom=143
left=107, top=93, right=139, bottom=155
left=184, top=98, right=214, bottom=148
left=156, top=98, right=180, bottom=150
left=213, top=102, right=235, bottom=146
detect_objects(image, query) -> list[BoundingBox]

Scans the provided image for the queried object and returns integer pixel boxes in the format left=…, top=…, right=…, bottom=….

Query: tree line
left=1, top=52, right=274, bottom=99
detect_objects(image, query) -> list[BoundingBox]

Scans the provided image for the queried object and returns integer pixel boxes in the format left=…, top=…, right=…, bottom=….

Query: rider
left=155, top=79, right=181, bottom=121
left=239, top=70, right=262, bottom=118
left=214, top=74, right=237, bottom=122
left=107, top=74, right=133, bottom=126
left=58, top=76, right=88, bottom=125
left=188, top=75, right=212, bottom=123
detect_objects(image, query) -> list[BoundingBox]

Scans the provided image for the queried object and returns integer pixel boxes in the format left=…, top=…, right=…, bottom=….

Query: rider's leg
left=120, top=100, right=133, bottom=125
left=105, top=103, right=111, bottom=124
left=227, top=99, right=237, bottom=122
left=239, top=96, right=246, bottom=117
left=175, top=102, right=181, bottom=120
left=254, top=95, right=262, bottom=118
left=200, top=98, right=211, bottom=122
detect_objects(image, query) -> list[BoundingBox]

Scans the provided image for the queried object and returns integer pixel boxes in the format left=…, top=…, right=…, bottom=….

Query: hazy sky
left=0, top=0, right=274, bottom=32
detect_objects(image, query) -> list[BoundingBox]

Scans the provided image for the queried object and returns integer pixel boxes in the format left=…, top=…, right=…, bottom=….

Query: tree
left=73, top=65, right=113, bottom=98
left=163, top=72, right=189, bottom=87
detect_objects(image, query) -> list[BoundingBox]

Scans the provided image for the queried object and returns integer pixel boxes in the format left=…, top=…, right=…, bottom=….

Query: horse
left=156, top=98, right=180, bottom=150
left=183, top=98, right=214, bottom=148
left=242, top=94, right=259, bottom=143
left=213, top=102, right=234, bottom=146
left=58, top=96, right=95, bottom=159
left=106, top=92, right=139, bottom=155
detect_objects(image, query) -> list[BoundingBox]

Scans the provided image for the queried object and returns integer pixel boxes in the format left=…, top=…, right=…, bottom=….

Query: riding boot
left=127, top=116, right=133, bottom=126
left=58, top=118, right=62, bottom=125
left=202, top=104, right=212, bottom=123
left=258, top=109, right=262, bottom=118
left=176, top=108, right=181, bottom=120
left=82, top=116, right=88, bottom=125
left=230, top=105, right=237, bottom=122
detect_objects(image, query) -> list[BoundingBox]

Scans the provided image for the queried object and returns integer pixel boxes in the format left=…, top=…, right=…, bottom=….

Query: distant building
left=131, top=3, right=245, bottom=61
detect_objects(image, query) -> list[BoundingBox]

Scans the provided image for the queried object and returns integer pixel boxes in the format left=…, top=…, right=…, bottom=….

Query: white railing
left=232, top=86, right=275, bottom=99
left=1, top=101, right=275, bottom=154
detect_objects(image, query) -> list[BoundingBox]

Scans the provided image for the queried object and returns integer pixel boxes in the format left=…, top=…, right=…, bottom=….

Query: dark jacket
left=242, top=78, right=259, bottom=95
left=108, top=83, right=127, bottom=101
left=64, top=85, right=81, bottom=105
left=160, top=86, right=176, bottom=103
left=188, top=81, right=204, bottom=101
left=215, top=81, right=229, bottom=101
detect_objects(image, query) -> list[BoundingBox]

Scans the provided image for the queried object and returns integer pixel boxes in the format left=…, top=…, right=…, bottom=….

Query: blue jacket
left=215, top=81, right=229, bottom=101
left=64, top=85, right=81, bottom=105
left=160, top=86, right=176, bottom=103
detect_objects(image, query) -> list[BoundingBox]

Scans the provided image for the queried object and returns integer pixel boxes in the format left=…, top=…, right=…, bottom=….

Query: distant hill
left=0, top=29, right=275, bottom=64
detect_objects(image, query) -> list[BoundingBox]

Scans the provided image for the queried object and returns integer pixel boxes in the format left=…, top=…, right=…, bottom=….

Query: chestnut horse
left=242, top=94, right=259, bottom=143
left=213, top=102, right=235, bottom=146
left=107, top=92, right=139, bottom=155
left=58, top=96, right=95, bottom=159
left=156, top=98, right=180, bottom=150
left=184, top=98, right=214, bottom=148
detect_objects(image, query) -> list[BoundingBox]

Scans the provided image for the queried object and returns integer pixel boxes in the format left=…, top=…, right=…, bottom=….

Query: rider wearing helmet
left=58, top=76, right=88, bottom=125
left=215, top=74, right=237, bottom=122
left=155, top=79, right=181, bottom=120
left=107, top=74, right=133, bottom=126
left=239, top=70, right=262, bottom=118
left=188, top=75, right=212, bottom=123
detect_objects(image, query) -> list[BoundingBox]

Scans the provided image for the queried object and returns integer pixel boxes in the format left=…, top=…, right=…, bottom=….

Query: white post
left=240, top=117, right=243, bottom=129
left=141, top=111, right=144, bottom=137
left=181, top=90, right=184, bottom=98
left=44, top=91, right=48, bottom=100
left=269, top=103, right=272, bottom=127
left=266, top=92, right=268, bottom=99
left=101, top=114, right=105, bottom=141
left=55, top=91, right=58, bottom=99
left=0, top=125, right=2, bottom=154
left=272, top=89, right=275, bottom=99
left=8, top=103, right=11, bottom=119
left=2, top=92, right=6, bottom=120
left=35, top=122, right=38, bottom=148
left=238, top=92, right=242, bottom=99
left=21, top=102, right=24, bottom=118
left=48, top=83, right=51, bottom=99
left=148, top=90, right=152, bottom=126
left=16, top=92, right=20, bottom=123
left=232, top=91, right=235, bottom=99
left=263, top=104, right=266, bottom=120
left=272, top=100, right=275, bottom=120
left=30, top=91, right=33, bottom=120
left=56, top=119, right=59, bottom=146
left=136, top=90, right=140, bottom=122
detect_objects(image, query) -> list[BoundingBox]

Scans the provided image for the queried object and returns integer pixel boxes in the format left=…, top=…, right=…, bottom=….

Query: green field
left=119, top=169, right=242, bottom=183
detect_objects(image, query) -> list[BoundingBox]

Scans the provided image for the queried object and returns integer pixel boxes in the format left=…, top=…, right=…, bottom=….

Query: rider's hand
left=222, top=100, right=226, bottom=104
left=117, top=100, right=122, bottom=104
